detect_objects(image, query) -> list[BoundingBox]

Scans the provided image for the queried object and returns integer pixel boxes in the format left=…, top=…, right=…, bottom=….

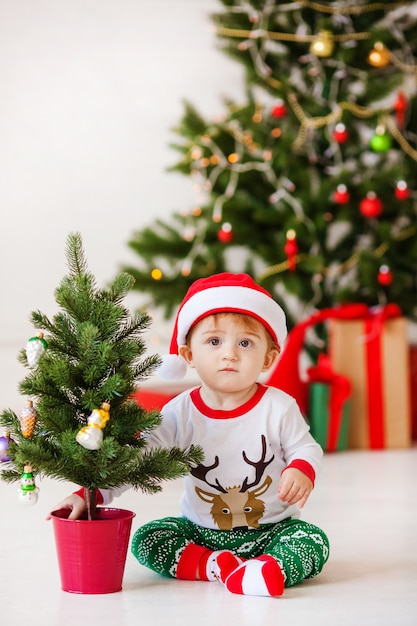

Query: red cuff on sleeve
left=73, top=487, right=104, bottom=505
left=281, top=459, right=316, bottom=487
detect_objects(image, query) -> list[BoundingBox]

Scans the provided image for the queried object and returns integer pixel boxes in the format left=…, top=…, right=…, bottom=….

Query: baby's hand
left=45, top=494, right=86, bottom=520
left=277, top=468, right=313, bottom=509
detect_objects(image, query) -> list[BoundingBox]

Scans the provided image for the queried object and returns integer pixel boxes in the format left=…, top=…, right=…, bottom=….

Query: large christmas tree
left=0, top=233, right=202, bottom=520
left=124, top=0, right=417, bottom=332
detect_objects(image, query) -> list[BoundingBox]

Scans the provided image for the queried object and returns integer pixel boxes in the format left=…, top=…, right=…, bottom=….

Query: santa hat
left=157, top=272, right=287, bottom=380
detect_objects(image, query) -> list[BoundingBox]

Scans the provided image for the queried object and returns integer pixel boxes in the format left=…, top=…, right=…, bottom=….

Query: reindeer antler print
left=192, top=435, right=275, bottom=530
left=190, top=456, right=227, bottom=493
left=241, top=435, right=275, bottom=492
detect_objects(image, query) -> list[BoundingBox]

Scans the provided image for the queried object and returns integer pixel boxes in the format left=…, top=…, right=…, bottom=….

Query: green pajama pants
left=131, top=516, right=329, bottom=587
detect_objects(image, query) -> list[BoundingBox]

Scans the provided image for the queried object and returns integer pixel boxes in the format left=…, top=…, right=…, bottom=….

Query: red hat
left=157, top=272, right=287, bottom=379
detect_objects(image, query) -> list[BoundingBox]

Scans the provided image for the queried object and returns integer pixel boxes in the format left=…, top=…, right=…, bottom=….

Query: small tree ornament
left=18, top=463, right=39, bottom=506
left=25, top=332, right=47, bottom=368
left=19, top=400, right=37, bottom=439
left=76, top=402, right=111, bottom=450
left=0, top=430, right=12, bottom=462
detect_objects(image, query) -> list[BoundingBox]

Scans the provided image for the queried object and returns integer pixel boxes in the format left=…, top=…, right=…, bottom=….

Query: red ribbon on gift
left=266, top=303, right=402, bottom=448
left=307, top=354, right=351, bottom=452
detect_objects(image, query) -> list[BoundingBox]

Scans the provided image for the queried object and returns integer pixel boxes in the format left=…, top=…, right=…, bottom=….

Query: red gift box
left=329, top=314, right=411, bottom=449
left=266, top=303, right=411, bottom=449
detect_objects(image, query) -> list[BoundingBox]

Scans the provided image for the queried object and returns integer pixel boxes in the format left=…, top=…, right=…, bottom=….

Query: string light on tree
left=151, top=268, right=163, bottom=281
left=359, top=192, right=383, bottom=218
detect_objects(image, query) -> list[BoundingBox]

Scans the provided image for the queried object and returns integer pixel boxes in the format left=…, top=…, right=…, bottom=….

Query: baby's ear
left=178, top=345, right=194, bottom=367
left=263, top=347, right=279, bottom=371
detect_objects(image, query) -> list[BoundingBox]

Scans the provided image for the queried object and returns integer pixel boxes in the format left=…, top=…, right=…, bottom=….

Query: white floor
left=1, top=447, right=417, bottom=626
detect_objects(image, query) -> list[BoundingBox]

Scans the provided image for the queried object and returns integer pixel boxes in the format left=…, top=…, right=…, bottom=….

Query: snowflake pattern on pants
left=131, top=516, right=329, bottom=587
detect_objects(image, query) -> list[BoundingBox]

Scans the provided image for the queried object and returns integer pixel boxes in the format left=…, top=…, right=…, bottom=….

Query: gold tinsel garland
left=256, top=226, right=416, bottom=283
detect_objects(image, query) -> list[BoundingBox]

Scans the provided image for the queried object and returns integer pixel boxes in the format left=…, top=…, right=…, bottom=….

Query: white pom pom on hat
left=157, top=272, right=287, bottom=380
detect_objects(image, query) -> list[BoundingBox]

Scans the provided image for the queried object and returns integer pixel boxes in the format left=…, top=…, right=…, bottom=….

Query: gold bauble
left=310, top=31, right=334, bottom=57
left=367, top=42, right=390, bottom=68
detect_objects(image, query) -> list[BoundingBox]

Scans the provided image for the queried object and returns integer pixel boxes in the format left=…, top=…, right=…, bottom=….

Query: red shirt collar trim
left=190, top=383, right=268, bottom=419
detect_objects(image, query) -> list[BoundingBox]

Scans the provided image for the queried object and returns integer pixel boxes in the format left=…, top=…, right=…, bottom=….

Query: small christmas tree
left=0, top=232, right=202, bottom=520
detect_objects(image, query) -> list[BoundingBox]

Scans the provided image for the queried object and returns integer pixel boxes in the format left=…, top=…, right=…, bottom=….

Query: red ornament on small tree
left=359, top=192, right=383, bottom=218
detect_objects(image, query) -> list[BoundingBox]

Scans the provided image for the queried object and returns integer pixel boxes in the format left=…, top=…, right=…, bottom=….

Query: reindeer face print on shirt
left=191, top=435, right=274, bottom=530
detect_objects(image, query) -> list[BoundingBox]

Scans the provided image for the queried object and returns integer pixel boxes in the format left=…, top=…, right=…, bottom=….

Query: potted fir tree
left=0, top=232, right=202, bottom=594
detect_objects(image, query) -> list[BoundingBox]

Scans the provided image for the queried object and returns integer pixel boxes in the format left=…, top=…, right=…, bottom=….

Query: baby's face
left=180, top=314, right=278, bottom=394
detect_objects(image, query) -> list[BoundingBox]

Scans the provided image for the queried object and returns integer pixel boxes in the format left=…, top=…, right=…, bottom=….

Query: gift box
left=266, top=302, right=411, bottom=449
left=329, top=312, right=411, bottom=449
left=409, top=346, right=417, bottom=441
left=307, top=354, right=351, bottom=452
left=309, top=383, right=350, bottom=452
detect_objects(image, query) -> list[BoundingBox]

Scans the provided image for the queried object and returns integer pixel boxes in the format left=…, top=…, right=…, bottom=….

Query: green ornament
left=370, top=132, right=391, bottom=152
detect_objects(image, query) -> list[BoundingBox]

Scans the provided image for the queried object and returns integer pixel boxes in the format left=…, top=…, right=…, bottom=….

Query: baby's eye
left=239, top=339, right=252, bottom=348
left=209, top=338, right=220, bottom=346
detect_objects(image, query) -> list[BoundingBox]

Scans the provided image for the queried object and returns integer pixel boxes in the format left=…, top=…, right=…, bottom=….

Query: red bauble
left=284, top=230, right=298, bottom=272
left=395, top=180, right=410, bottom=200
left=394, top=91, right=407, bottom=128
left=359, top=192, right=383, bottom=218
left=334, top=184, right=350, bottom=204
left=272, top=100, right=287, bottom=118
left=217, top=222, right=233, bottom=243
left=333, top=123, right=349, bottom=143
left=378, top=265, right=393, bottom=286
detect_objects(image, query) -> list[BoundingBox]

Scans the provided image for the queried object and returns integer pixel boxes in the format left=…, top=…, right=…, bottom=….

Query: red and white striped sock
left=206, top=550, right=244, bottom=582
left=224, top=555, right=284, bottom=597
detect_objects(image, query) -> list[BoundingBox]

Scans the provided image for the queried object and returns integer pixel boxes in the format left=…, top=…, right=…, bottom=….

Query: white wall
left=0, top=0, right=244, bottom=410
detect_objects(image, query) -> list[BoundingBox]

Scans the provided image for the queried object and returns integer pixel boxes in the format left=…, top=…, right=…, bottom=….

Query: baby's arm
left=277, top=467, right=313, bottom=509
left=45, top=493, right=86, bottom=520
